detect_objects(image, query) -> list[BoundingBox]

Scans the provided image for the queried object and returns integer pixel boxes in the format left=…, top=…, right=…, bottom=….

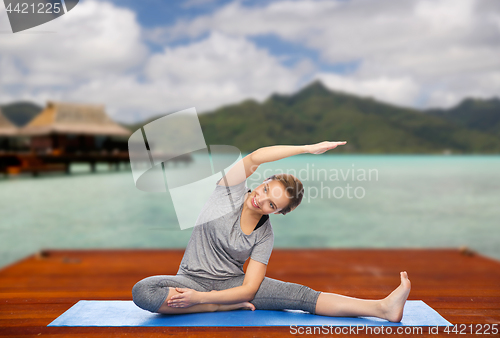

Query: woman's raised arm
left=218, top=141, right=347, bottom=187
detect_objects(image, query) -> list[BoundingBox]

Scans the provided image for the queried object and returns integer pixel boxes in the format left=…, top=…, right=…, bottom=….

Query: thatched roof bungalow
left=19, top=101, right=131, bottom=154
left=20, top=101, right=130, bottom=136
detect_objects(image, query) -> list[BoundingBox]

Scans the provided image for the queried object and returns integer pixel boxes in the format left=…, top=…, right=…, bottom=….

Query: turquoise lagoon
left=0, top=154, right=499, bottom=268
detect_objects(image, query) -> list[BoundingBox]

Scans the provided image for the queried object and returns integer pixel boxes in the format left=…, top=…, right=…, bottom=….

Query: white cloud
left=0, top=1, right=311, bottom=123
left=2, top=0, right=499, bottom=124
left=0, top=56, right=24, bottom=86
left=152, top=1, right=341, bottom=45
left=71, top=31, right=309, bottom=122
left=158, top=0, right=500, bottom=108
left=0, top=0, right=147, bottom=87
left=424, top=70, right=500, bottom=108
left=414, top=0, right=474, bottom=29
left=318, top=73, right=420, bottom=108
left=145, top=31, right=303, bottom=94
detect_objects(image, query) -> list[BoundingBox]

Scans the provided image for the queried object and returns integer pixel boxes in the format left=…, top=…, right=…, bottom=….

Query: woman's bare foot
left=216, top=301, right=255, bottom=312
left=380, top=271, right=411, bottom=322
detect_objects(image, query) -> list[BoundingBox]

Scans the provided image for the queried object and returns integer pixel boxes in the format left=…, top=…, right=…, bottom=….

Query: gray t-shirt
left=177, top=179, right=274, bottom=280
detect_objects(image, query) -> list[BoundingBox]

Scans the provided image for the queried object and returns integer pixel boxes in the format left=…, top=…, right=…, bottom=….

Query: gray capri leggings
left=132, top=273, right=321, bottom=314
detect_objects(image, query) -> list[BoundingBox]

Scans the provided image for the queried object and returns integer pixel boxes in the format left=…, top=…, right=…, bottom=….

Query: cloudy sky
left=0, top=0, right=499, bottom=123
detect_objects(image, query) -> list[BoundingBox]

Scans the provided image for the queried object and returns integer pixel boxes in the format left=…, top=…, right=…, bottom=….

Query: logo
left=128, top=107, right=245, bottom=230
left=3, top=0, right=79, bottom=33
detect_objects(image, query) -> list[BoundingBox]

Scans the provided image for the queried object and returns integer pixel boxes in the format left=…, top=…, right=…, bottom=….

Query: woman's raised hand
left=306, top=141, right=347, bottom=154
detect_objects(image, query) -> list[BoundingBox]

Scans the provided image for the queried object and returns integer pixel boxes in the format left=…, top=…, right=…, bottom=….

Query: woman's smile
left=251, top=195, right=260, bottom=208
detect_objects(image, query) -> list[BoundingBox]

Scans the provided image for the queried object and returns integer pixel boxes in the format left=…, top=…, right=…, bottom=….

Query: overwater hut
left=0, top=108, right=20, bottom=152
left=19, top=101, right=131, bottom=155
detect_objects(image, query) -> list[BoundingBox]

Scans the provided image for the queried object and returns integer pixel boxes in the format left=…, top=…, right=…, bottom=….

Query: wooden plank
left=1, top=249, right=499, bottom=337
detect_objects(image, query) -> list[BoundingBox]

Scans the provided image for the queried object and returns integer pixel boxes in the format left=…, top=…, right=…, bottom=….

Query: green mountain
left=3, top=81, right=500, bottom=153
left=196, top=81, right=500, bottom=153
left=0, top=102, right=42, bottom=126
left=426, top=98, right=500, bottom=138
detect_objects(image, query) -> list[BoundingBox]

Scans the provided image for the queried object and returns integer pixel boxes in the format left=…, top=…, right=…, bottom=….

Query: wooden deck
left=0, top=151, right=192, bottom=176
left=0, top=249, right=499, bottom=337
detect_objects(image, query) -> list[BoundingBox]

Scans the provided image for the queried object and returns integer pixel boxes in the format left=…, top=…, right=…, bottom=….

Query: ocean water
left=0, top=154, right=499, bottom=268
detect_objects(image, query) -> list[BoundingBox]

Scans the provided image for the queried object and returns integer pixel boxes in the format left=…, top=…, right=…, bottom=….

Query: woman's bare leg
left=315, top=271, right=411, bottom=322
left=156, top=287, right=255, bottom=314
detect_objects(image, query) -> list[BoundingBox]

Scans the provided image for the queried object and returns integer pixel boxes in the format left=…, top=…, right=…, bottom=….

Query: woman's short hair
left=265, top=174, right=304, bottom=215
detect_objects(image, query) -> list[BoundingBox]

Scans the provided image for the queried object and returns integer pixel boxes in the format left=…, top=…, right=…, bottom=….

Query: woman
left=132, top=141, right=411, bottom=322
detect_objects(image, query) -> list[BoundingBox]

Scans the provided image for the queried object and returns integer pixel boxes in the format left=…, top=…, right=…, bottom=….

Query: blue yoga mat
left=48, top=300, right=451, bottom=327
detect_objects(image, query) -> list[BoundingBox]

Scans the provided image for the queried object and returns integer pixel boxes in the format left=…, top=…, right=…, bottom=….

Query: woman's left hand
left=167, top=287, right=202, bottom=308
left=306, top=141, right=347, bottom=154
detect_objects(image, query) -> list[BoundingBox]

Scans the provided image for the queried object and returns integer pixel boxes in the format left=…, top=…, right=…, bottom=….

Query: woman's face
left=246, top=179, right=290, bottom=215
